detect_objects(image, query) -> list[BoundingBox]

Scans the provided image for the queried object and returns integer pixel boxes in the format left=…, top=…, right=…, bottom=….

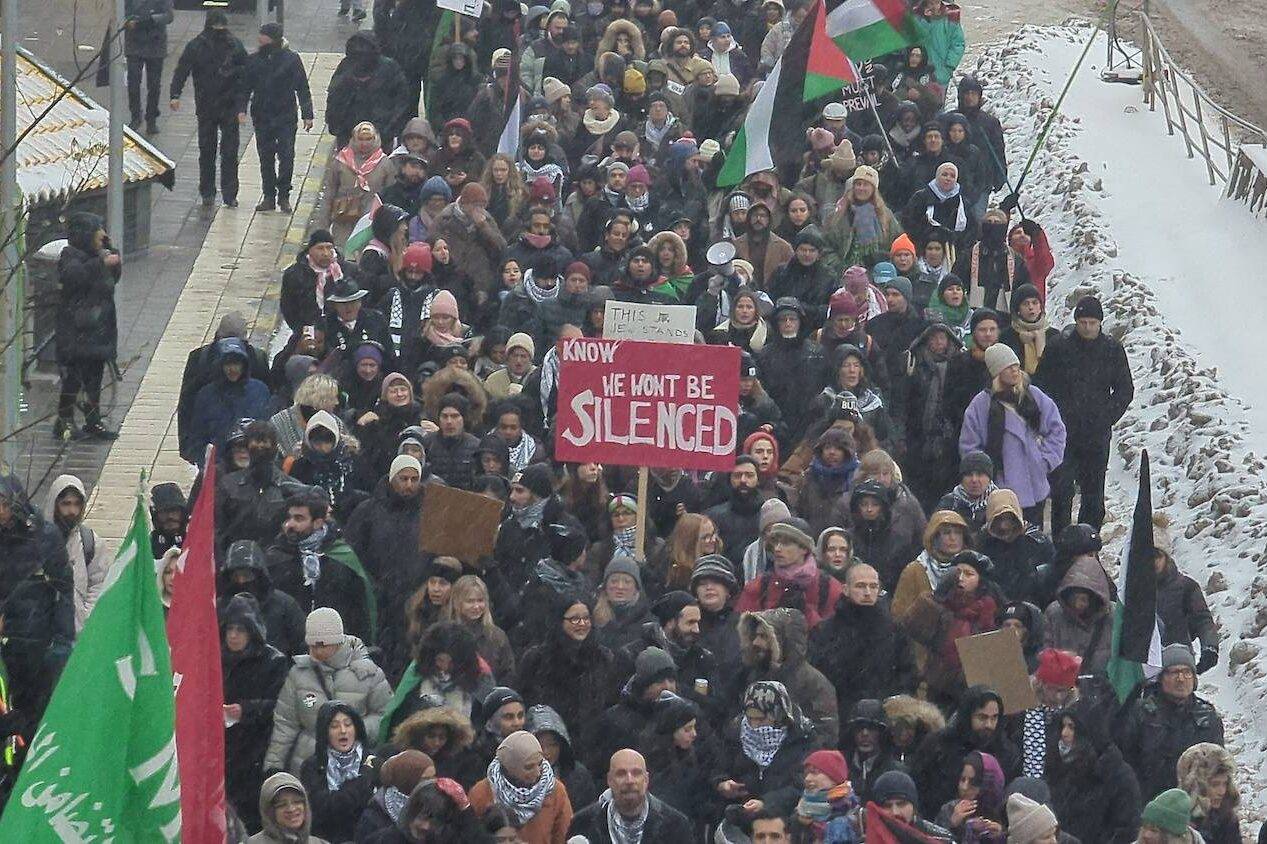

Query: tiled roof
left=9, top=47, right=176, bottom=205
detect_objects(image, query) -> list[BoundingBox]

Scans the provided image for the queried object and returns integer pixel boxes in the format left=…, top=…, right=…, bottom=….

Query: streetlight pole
left=1, top=0, right=21, bottom=470
left=108, top=0, right=125, bottom=250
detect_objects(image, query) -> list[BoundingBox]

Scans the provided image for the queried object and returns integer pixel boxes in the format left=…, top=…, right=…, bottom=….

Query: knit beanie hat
left=496, top=731, right=543, bottom=769
left=1006, top=793, right=1059, bottom=844
left=402, top=242, right=433, bottom=274
left=513, top=463, right=555, bottom=499
left=691, top=554, right=738, bottom=592
left=852, top=165, right=880, bottom=189
left=1033, top=648, right=1081, bottom=689
left=586, top=83, right=615, bottom=106
left=380, top=371, right=411, bottom=401
left=759, top=497, right=792, bottom=532
left=305, top=607, right=345, bottom=646
left=651, top=590, right=696, bottom=625
left=1073, top=295, right=1104, bottom=321
left=604, top=554, right=644, bottom=592
left=872, top=771, right=919, bottom=804
left=429, top=289, right=460, bottom=320
left=506, top=332, right=536, bottom=359
left=768, top=521, right=816, bottom=554
left=543, top=77, right=570, bottom=104
left=565, top=261, right=592, bottom=282
left=459, top=182, right=489, bottom=206
left=1140, top=789, right=1193, bottom=836
left=890, top=232, right=916, bottom=257
left=960, top=450, right=994, bottom=477
left=389, top=454, right=422, bottom=480
left=984, top=343, right=1021, bottom=377
left=381, top=750, right=435, bottom=794
left=804, top=750, right=849, bottom=785
left=652, top=692, right=699, bottom=733
left=1161, top=643, right=1197, bottom=672
left=481, top=687, right=525, bottom=724
left=883, top=276, right=913, bottom=304
left=729, top=193, right=751, bottom=213
left=633, top=646, right=677, bottom=687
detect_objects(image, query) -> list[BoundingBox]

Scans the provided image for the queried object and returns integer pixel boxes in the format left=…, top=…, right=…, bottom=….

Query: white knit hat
left=390, top=454, right=422, bottom=479
left=1006, top=793, right=1058, bottom=844
left=305, top=607, right=346, bottom=646
left=984, top=343, right=1021, bottom=378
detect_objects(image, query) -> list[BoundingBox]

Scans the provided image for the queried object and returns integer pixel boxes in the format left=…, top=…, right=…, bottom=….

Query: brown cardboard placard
left=954, top=628, right=1039, bottom=714
left=419, top=484, right=504, bottom=564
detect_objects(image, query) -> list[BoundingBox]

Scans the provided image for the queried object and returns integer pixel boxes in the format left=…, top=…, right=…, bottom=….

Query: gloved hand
left=999, top=192, right=1020, bottom=213
left=1196, top=646, right=1219, bottom=674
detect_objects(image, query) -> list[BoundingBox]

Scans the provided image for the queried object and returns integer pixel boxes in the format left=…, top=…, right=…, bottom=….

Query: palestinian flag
left=864, top=802, right=941, bottom=844
left=717, top=0, right=857, bottom=187
left=424, top=11, right=455, bottom=121
left=344, top=193, right=383, bottom=258
left=497, top=20, right=524, bottom=157
left=1106, top=449, right=1163, bottom=701
left=827, top=0, right=919, bottom=62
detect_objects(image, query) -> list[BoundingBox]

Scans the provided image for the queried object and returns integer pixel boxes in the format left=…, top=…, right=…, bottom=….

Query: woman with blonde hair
left=269, top=372, right=341, bottom=457
left=481, top=153, right=528, bottom=234
left=317, top=121, right=391, bottom=245
left=442, top=575, right=516, bottom=681
left=647, top=513, right=723, bottom=595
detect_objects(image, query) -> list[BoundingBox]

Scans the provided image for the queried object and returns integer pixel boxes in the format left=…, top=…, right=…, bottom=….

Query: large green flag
left=0, top=488, right=181, bottom=841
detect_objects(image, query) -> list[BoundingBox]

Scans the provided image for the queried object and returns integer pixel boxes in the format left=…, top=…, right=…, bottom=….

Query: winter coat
left=902, top=185, right=975, bottom=250
left=734, top=609, right=839, bottom=748
left=1116, top=684, right=1225, bottom=801
left=704, top=492, right=765, bottom=572
left=279, top=248, right=357, bottom=332
left=249, top=772, right=330, bottom=844
left=959, top=383, right=1066, bottom=508
left=1046, top=698, right=1141, bottom=844
left=263, top=637, right=392, bottom=775
left=717, top=716, right=816, bottom=818
left=266, top=527, right=376, bottom=643
left=1034, top=327, right=1134, bottom=447
left=326, top=33, right=410, bottom=145
left=376, top=0, right=444, bottom=82
left=757, top=335, right=828, bottom=448
left=733, top=231, right=794, bottom=291
left=215, top=463, right=303, bottom=563
left=217, top=538, right=307, bottom=658
left=469, top=776, right=573, bottom=844
left=912, top=11, right=964, bottom=84
left=421, top=430, right=481, bottom=490
left=767, top=259, right=836, bottom=332
left=316, top=153, right=394, bottom=247
left=822, top=202, right=905, bottom=277
left=517, top=631, right=619, bottom=741
left=978, top=525, right=1052, bottom=605
left=430, top=203, right=509, bottom=295
left=1155, top=559, right=1218, bottom=651
left=386, top=705, right=484, bottom=789
left=1042, top=556, right=1114, bottom=673
left=841, top=700, right=910, bottom=803
left=179, top=338, right=271, bottom=452
left=56, top=213, right=119, bottom=363
left=618, top=621, right=722, bottom=720
left=809, top=598, right=918, bottom=724
left=849, top=488, right=925, bottom=593
left=122, top=0, right=173, bottom=59
left=243, top=41, right=314, bottom=127
left=568, top=794, right=694, bottom=843
left=43, top=475, right=113, bottom=632
left=868, top=306, right=929, bottom=424
left=909, top=686, right=1021, bottom=816
left=299, top=703, right=376, bottom=843
left=221, top=594, right=290, bottom=831
left=168, top=25, right=247, bottom=119
left=943, top=349, right=991, bottom=428
left=185, top=338, right=273, bottom=463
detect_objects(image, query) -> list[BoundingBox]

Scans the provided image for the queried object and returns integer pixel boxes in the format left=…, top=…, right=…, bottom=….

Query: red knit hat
left=565, top=261, right=592, bottom=282
left=402, top=243, right=433, bottom=274
left=828, top=288, right=867, bottom=319
left=1034, top=648, right=1081, bottom=689
left=804, top=750, right=849, bottom=785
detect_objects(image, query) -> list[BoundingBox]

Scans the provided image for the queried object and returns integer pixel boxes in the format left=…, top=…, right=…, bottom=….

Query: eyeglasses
left=1164, top=668, right=1195, bottom=679
left=564, top=615, right=592, bottom=625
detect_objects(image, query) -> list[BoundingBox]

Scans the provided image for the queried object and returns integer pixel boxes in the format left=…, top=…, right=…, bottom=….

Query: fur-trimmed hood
left=883, top=694, right=946, bottom=736
left=392, top=705, right=476, bottom=755
left=648, top=230, right=689, bottom=274
left=421, top=366, right=488, bottom=429
left=739, top=607, right=808, bottom=671
left=1177, top=742, right=1239, bottom=817
left=598, top=19, right=647, bottom=59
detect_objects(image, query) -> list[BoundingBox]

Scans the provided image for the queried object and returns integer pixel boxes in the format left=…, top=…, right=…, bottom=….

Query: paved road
left=10, top=1, right=361, bottom=501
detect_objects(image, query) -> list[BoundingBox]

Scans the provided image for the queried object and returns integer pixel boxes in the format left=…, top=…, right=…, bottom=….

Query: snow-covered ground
left=970, top=23, right=1267, bottom=829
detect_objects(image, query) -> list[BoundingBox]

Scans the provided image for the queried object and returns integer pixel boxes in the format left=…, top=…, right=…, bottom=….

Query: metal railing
left=1137, top=12, right=1267, bottom=195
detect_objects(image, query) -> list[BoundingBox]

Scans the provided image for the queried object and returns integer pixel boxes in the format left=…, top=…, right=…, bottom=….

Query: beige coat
left=314, top=152, right=392, bottom=246
left=44, top=474, right=113, bottom=632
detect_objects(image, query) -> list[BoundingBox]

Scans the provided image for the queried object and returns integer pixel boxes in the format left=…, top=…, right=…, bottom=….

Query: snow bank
left=970, top=23, right=1267, bottom=826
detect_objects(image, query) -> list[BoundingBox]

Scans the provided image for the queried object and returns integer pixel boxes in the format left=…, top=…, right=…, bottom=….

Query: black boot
left=81, top=421, right=119, bottom=441
left=146, top=117, right=160, bottom=136
left=256, top=195, right=276, bottom=212
left=278, top=194, right=292, bottom=214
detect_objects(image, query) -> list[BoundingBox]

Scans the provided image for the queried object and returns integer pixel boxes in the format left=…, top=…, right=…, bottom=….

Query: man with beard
left=533, top=263, right=591, bottom=354
left=43, top=475, right=115, bottom=632
left=265, top=489, right=376, bottom=643
left=663, top=29, right=712, bottom=92
left=809, top=563, right=917, bottom=724
left=242, top=23, right=314, bottom=214
left=376, top=242, right=436, bottom=353
left=422, top=394, right=481, bottom=490
left=618, top=591, right=721, bottom=721
left=943, top=309, right=1001, bottom=427
left=344, top=455, right=429, bottom=601
left=217, top=539, right=306, bottom=657
left=569, top=749, right=693, bottom=840
left=215, top=421, right=303, bottom=557
left=585, top=648, right=680, bottom=778
left=705, top=456, right=765, bottom=572
left=734, top=203, right=793, bottom=291
left=840, top=699, right=909, bottom=803
left=280, top=230, right=356, bottom=332
left=494, top=464, right=566, bottom=593
left=756, top=298, right=826, bottom=449
left=150, top=482, right=188, bottom=558
left=910, top=685, right=1021, bottom=816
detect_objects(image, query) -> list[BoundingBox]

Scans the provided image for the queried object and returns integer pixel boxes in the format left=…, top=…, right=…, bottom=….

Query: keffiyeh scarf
left=326, top=741, right=364, bottom=791
left=740, top=717, right=787, bottom=769
left=612, top=525, right=638, bottom=558
left=600, top=788, right=649, bottom=844
left=299, top=524, right=330, bottom=587
left=507, top=435, right=538, bottom=473
left=514, top=498, right=549, bottom=530
left=524, top=269, right=561, bottom=304
left=487, top=758, right=557, bottom=826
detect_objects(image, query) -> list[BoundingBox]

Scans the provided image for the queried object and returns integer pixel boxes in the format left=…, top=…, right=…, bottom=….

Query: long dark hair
left=414, top=621, right=483, bottom=689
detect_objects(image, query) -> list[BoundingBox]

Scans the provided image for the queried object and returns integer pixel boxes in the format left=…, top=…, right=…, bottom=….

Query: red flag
left=864, top=802, right=943, bottom=844
left=167, top=448, right=227, bottom=842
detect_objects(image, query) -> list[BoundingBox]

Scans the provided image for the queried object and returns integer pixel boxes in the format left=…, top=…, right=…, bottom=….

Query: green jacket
left=914, top=14, right=965, bottom=84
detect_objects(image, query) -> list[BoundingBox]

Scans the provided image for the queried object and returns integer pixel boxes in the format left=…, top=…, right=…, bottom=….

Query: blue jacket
left=184, top=338, right=271, bottom=463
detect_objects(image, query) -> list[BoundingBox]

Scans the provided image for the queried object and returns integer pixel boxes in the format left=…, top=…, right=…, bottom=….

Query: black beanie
left=307, top=229, right=336, bottom=249
left=1073, top=295, right=1104, bottom=321
left=651, top=591, right=696, bottom=625
left=513, top=463, right=555, bottom=499
left=261, top=22, right=284, bottom=42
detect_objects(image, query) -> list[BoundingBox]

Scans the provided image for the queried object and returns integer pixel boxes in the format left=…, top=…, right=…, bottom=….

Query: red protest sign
left=554, top=337, right=741, bottom=471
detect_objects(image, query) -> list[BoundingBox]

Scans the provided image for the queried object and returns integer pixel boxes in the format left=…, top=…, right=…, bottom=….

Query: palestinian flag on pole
left=344, top=193, right=383, bottom=258
left=1106, top=449, right=1163, bottom=702
left=826, top=0, right=919, bottom=62
left=497, top=20, right=524, bottom=157
left=717, top=0, right=858, bottom=187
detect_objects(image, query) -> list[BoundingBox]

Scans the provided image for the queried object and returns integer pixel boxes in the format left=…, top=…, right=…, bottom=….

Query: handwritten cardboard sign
left=603, top=301, right=697, bottom=344
left=955, top=628, right=1039, bottom=715
left=419, top=484, right=504, bottom=564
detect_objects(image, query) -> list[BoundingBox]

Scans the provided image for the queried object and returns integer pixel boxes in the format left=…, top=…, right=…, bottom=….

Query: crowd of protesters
left=9, top=0, right=1252, bottom=840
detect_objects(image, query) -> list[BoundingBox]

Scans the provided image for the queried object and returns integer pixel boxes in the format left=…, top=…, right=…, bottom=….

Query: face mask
left=1058, top=740, right=1075, bottom=759
left=524, top=232, right=553, bottom=248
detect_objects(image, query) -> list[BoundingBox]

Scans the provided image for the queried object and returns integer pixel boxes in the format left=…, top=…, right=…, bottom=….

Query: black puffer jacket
left=299, top=701, right=376, bottom=843
left=56, top=213, right=119, bottom=363
left=1034, top=326, right=1134, bottom=443
left=421, top=430, right=481, bottom=490
left=220, top=593, right=290, bottom=831
left=326, top=32, right=410, bottom=145
left=216, top=539, right=307, bottom=657
left=809, top=598, right=919, bottom=724
left=1116, top=683, right=1224, bottom=801
left=1046, top=697, right=1141, bottom=844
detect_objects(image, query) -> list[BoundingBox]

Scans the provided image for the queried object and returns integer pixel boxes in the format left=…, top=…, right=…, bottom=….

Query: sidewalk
left=85, top=52, right=341, bottom=542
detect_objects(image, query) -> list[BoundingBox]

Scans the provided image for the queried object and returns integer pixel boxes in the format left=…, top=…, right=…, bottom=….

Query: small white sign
left=603, top=301, right=697, bottom=344
left=437, top=0, right=483, bottom=17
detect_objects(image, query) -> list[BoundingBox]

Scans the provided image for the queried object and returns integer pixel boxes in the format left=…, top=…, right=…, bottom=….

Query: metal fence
left=1137, top=11, right=1267, bottom=211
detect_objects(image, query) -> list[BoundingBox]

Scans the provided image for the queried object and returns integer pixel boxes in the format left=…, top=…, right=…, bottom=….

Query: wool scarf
left=307, top=255, right=344, bottom=310
left=1011, top=312, right=1050, bottom=373
left=612, top=525, right=638, bottom=558
left=583, top=109, right=621, bottom=135
left=741, top=718, right=787, bottom=769
left=487, top=758, right=557, bottom=826
left=326, top=742, right=364, bottom=791
left=850, top=202, right=882, bottom=245
left=514, top=498, right=548, bottom=530
left=600, top=788, right=649, bottom=844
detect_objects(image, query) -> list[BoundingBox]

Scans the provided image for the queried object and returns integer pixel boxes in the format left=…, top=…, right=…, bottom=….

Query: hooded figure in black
left=636, top=692, right=726, bottom=829
left=217, top=539, right=307, bottom=657
left=428, top=43, right=483, bottom=126
left=0, top=473, right=74, bottom=742
left=326, top=32, right=409, bottom=148
left=55, top=212, right=120, bottom=439
left=243, top=22, right=315, bottom=212
left=373, top=0, right=445, bottom=120
left=357, top=204, right=411, bottom=304
left=300, top=700, right=377, bottom=842
left=184, top=336, right=272, bottom=463
left=848, top=481, right=922, bottom=593
left=1045, top=697, right=1141, bottom=844
left=841, top=699, right=909, bottom=803
left=220, top=592, right=290, bottom=832
left=903, top=321, right=965, bottom=510
left=956, top=77, right=1007, bottom=198
left=765, top=227, right=835, bottom=331
left=527, top=703, right=600, bottom=811
left=909, top=685, right=1022, bottom=816
left=756, top=297, right=827, bottom=449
